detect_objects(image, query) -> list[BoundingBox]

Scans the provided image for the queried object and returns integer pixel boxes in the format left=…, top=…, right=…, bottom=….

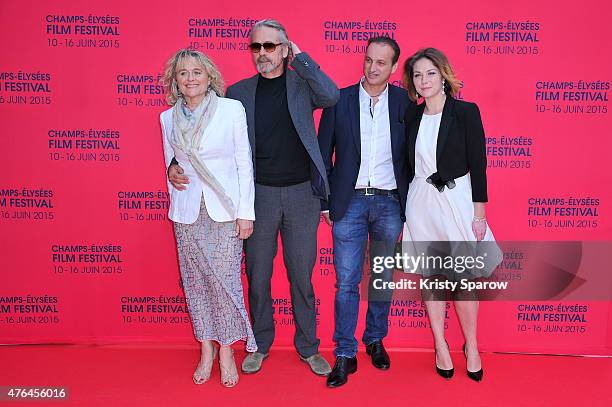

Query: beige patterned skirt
left=174, top=198, right=257, bottom=352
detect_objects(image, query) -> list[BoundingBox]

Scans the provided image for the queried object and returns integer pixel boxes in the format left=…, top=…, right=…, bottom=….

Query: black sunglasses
left=248, top=42, right=284, bottom=53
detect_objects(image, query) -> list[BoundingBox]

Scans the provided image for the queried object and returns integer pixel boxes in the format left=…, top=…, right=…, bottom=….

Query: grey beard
left=256, top=62, right=275, bottom=73
left=256, top=58, right=285, bottom=74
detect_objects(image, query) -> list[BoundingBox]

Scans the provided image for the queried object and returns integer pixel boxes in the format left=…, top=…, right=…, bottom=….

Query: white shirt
left=414, top=112, right=442, bottom=178
left=356, top=79, right=397, bottom=189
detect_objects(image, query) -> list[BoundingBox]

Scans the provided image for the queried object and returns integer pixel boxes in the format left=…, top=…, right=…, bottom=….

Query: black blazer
left=406, top=96, right=488, bottom=202
left=318, top=83, right=412, bottom=221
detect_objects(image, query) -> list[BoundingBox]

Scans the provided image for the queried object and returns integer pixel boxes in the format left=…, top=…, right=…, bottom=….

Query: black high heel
left=435, top=341, right=454, bottom=380
left=463, top=343, right=483, bottom=382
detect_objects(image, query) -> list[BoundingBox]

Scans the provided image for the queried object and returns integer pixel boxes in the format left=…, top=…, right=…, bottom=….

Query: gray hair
left=251, top=19, right=289, bottom=43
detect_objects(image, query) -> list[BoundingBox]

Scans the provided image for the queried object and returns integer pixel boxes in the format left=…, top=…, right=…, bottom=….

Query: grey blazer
left=225, top=52, right=339, bottom=200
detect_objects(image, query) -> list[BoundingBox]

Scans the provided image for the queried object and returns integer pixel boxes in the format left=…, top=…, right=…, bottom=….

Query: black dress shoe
left=326, top=356, right=357, bottom=388
left=463, top=343, right=483, bottom=382
left=435, top=359, right=455, bottom=380
left=365, top=340, right=390, bottom=370
left=435, top=341, right=454, bottom=380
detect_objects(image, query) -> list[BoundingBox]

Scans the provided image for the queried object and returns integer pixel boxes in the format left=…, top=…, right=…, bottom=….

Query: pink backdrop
left=1, top=0, right=611, bottom=355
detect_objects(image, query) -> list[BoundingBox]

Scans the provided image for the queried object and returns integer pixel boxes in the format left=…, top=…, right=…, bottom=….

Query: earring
left=442, top=79, right=446, bottom=95
left=416, top=91, right=420, bottom=98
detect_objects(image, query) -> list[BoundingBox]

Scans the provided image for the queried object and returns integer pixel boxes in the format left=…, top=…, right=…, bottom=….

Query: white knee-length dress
left=402, top=112, right=502, bottom=279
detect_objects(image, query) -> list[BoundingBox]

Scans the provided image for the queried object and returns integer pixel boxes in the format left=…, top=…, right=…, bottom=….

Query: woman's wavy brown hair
left=403, top=48, right=461, bottom=102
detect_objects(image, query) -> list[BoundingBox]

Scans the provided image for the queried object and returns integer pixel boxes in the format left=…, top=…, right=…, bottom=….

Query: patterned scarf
left=171, top=92, right=236, bottom=215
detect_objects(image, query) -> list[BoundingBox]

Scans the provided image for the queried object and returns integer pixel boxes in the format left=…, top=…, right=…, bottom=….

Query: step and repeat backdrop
left=1, top=0, right=611, bottom=355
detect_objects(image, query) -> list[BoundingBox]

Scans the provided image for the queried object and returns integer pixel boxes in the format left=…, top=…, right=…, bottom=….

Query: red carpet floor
left=1, top=344, right=611, bottom=406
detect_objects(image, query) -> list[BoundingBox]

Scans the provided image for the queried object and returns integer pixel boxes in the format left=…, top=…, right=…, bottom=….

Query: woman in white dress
left=402, top=48, right=501, bottom=382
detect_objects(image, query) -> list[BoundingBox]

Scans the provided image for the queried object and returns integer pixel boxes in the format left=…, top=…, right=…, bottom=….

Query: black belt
left=355, top=187, right=398, bottom=197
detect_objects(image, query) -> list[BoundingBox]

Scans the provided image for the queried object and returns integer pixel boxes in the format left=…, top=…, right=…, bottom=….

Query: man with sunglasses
left=318, top=37, right=412, bottom=388
left=168, top=19, right=338, bottom=376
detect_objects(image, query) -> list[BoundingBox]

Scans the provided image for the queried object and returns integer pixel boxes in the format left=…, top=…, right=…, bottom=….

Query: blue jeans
left=332, top=192, right=402, bottom=357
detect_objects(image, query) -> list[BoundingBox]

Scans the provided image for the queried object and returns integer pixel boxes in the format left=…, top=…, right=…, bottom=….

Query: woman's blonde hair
left=403, top=48, right=461, bottom=102
left=160, top=49, right=225, bottom=105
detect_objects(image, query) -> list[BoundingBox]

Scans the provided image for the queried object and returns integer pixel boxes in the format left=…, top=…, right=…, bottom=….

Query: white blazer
left=160, top=98, right=255, bottom=224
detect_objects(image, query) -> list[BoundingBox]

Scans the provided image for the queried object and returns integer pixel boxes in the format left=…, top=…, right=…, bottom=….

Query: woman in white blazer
left=160, top=49, right=256, bottom=388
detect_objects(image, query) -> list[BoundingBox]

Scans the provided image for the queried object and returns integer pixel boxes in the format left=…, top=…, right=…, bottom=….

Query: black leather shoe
left=463, top=343, right=483, bottom=382
left=365, top=340, right=390, bottom=370
left=435, top=359, right=455, bottom=380
left=435, top=341, right=454, bottom=380
left=326, top=356, right=357, bottom=388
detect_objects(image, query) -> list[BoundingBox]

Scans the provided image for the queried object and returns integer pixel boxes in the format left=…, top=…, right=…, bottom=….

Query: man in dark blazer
left=318, top=37, right=412, bottom=388
left=168, top=19, right=338, bottom=376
